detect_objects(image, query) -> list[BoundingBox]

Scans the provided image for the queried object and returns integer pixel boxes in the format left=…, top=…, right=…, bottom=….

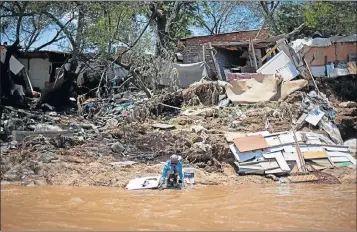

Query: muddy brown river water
left=1, top=184, right=356, bottom=231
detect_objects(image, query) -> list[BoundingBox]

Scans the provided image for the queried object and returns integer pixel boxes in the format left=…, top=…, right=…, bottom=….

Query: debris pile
left=228, top=130, right=356, bottom=179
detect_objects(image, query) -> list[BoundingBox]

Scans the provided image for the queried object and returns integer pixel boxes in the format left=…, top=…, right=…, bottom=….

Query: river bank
left=1, top=78, right=357, bottom=188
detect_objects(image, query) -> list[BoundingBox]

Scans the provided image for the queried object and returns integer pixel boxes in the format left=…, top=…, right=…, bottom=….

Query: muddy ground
left=1, top=78, right=357, bottom=188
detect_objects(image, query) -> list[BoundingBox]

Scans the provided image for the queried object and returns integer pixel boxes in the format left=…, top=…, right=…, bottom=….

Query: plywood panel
left=303, top=151, right=328, bottom=159
left=331, top=156, right=350, bottom=163
left=335, top=42, right=357, bottom=61
left=310, top=158, right=333, bottom=168
left=233, top=135, right=268, bottom=152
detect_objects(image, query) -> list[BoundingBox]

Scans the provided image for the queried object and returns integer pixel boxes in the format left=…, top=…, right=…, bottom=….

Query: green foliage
left=274, top=1, right=357, bottom=36
left=304, top=1, right=357, bottom=36
left=274, top=2, right=305, bottom=34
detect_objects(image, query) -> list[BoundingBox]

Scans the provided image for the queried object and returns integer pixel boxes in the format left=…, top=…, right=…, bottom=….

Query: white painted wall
left=18, top=58, right=50, bottom=89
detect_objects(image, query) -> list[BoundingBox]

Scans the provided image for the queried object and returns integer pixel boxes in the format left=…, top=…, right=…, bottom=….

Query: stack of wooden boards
left=226, top=131, right=356, bottom=175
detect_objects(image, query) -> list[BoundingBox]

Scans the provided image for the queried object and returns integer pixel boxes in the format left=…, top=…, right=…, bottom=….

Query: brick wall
left=180, top=29, right=271, bottom=80
left=181, top=29, right=270, bottom=46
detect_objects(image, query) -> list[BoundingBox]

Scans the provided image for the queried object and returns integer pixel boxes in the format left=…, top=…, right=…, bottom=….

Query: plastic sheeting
left=290, top=38, right=332, bottom=53
left=225, top=74, right=308, bottom=104
left=160, top=62, right=209, bottom=88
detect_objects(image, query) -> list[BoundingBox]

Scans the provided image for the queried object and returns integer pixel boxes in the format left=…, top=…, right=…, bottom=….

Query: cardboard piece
left=226, top=74, right=308, bottom=104
left=233, top=135, right=268, bottom=152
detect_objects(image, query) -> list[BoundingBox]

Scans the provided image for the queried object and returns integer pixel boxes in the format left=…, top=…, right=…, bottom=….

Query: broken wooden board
left=260, top=161, right=280, bottom=170
left=152, top=123, right=175, bottom=129
left=263, top=151, right=291, bottom=171
left=327, top=151, right=356, bottom=165
left=265, top=168, right=289, bottom=175
left=300, top=146, right=324, bottom=152
left=235, top=162, right=265, bottom=175
left=229, top=144, right=240, bottom=162
left=233, top=135, right=268, bottom=152
left=309, top=158, right=333, bottom=168
left=278, top=133, right=302, bottom=144
left=288, top=174, right=318, bottom=183
left=324, top=146, right=349, bottom=152
left=237, top=150, right=264, bottom=162
left=265, top=136, right=282, bottom=147
left=303, top=151, right=328, bottom=159
left=267, top=145, right=285, bottom=153
left=335, top=162, right=354, bottom=167
left=330, top=156, right=350, bottom=163
left=246, top=131, right=271, bottom=137
left=12, top=130, right=74, bottom=141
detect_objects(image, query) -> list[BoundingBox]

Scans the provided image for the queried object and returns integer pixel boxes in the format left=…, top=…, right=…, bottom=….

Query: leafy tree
left=274, top=2, right=305, bottom=34
left=194, top=1, right=261, bottom=35
left=304, top=1, right=357, bottom=36
left=273, top=1, right=357, bottom=36
left=149, top=1, right=200, bottom=56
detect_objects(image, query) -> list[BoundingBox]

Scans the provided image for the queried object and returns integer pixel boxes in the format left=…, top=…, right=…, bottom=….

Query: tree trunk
left=71, top=3, right=84, bottom=70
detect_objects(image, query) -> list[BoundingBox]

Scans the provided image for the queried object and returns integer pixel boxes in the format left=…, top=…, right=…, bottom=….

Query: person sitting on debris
left=159, top=155, right=184, bottom=188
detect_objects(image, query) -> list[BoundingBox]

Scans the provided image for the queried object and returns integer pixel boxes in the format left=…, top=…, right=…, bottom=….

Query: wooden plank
left=324, top=146, right=349, bottom=152
left=276, top=154, right=291, bottom=171
left=233, top=135, right=268, bottom=152
left=237, top=150, right=263, bottom=162
left=247, top=131, right=270, bottom=137
left=263, top=151, right=283, bottom=159
left=283, top=145, right=297, bottom=153
left=279, top=134, right=296, bottom=144
left=288, top=174, right=318, bottom=183
left=283, top=152, right=299, bottom=161
left=303, top=151, right=328, bottom=159
left=12, top=130, right=73, bottom=141
left=260, top=161, right=279, bottom=170
left=250, top=39, right=258, bottom=70
left=261, top=43, right=280, bottom=62
left=152, top=123, right=175, bottom=129
left=335, top=162, right=353, bottom=167
left=263, top=151, right=290, bottom=171
left=300, top=146, right=324, bottom=152
left=265, top=136, right=281, bottom=147
left=208, top=42, right=223, bottom=81
left=224, top=132, right=246, bottom=142
left=265, top=168, right=287, bottom=174
left=331, top=156, right=350, bottom=163
left=229, top=144, right=240, bottom=162
left=310, top=158, right=333, bottom=168
left=268, top=146, right=285, bottom=152
left=327, top=152, right=356, bottom=165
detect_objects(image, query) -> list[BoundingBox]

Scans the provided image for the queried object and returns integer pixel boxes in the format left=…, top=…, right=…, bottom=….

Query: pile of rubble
left=1, top=75, right=357, bottom=186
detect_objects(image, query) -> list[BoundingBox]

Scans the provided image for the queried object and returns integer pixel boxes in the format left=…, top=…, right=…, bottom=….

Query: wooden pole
left=291, top=125, right=307, bottom=173
left=304, top=58, right=320, bottom=95
left=250, top=39, right=258, bottom=71
left=208, top=42, right=223, bottom=81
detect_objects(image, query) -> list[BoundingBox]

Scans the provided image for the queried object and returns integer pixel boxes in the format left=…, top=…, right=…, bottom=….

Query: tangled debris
left=1, top=76, right=356, bottom=187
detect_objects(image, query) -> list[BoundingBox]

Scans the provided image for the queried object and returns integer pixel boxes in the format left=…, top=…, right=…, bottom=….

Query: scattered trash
left=152, top=123, right=175, bottom=130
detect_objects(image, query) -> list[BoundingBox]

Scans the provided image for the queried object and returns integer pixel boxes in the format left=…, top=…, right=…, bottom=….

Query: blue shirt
left=161, top=160, right=183, bottom=180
